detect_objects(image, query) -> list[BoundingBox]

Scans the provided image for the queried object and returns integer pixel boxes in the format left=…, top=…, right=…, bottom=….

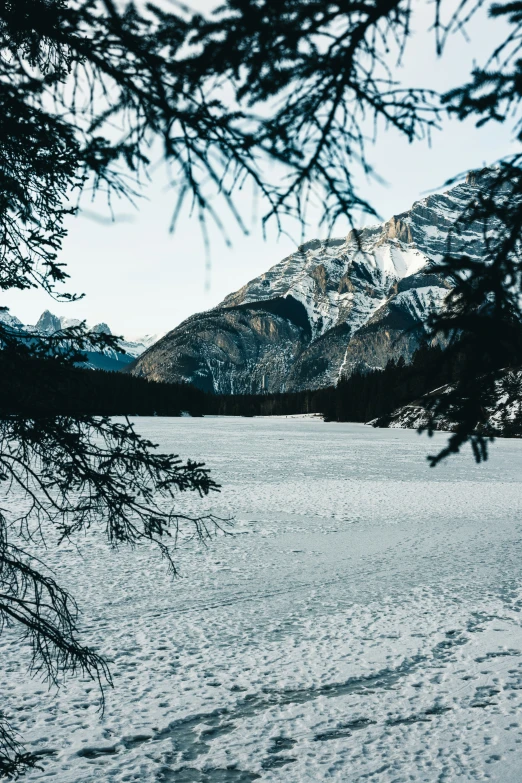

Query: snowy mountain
left=0, top=308, right=161, bottom=371
left=130, top=172, right=491, bottom=394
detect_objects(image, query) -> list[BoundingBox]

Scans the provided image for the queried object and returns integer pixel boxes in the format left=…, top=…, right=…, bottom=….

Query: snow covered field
left=3, top=417, right=522, bottom=782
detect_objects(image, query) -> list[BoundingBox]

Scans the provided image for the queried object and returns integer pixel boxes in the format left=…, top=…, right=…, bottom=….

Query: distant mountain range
left=0, top=308, right=161, bottom=371
left=128, top=171, right=491, bottom=394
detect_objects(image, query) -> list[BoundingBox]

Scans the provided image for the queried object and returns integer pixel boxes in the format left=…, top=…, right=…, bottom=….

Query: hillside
left=129, top=171, right=493, bottom=393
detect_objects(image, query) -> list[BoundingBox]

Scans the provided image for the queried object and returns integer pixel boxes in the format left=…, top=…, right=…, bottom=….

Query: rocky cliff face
left=130, top=173, right=490, bottom=393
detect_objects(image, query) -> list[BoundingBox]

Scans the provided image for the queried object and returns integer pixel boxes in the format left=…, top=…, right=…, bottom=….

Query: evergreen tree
left=2, top=0, right=522, bottom=775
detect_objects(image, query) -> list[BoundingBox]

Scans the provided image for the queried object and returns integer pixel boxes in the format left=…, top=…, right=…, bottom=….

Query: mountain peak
left=465, top=166, right=499, bottom=187
left=3, top=309, right=159, bottom=370
left=130, top=175, right=488, bottom=394
left=91, top=322, right=112, bottom=335
left=0, top=307, right=23, bottom=329
left=36, top=310, right=62, bottom=334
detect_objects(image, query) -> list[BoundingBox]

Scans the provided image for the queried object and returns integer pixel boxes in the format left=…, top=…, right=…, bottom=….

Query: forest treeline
left=7, top=335, right=521, bottom=423
left=0, top=342, right=469, bottom=421
left=0, top=352, right=207, bottom=416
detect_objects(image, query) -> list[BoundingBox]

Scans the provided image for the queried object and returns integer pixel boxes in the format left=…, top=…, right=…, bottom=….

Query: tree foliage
left=0, top=2, right=229, bottom=772
left=2, top=0, right=522, bottom=776
left=187, top=0, right=440, bottom=231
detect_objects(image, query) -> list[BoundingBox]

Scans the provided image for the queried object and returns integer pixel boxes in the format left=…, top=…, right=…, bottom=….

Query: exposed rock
left=130, top=176, right=490, bottom=393
left=130, top=304, right=306, bottom=394
left=36, top=310, right=62, bottom=334
left=1, top=308, right=160, bottom=371
left=91, top=322, right=112, bottom=335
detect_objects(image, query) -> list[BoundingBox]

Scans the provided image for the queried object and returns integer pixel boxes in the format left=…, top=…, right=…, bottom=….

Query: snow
left=367, top=244, right=427, bottom=279
left=218, top=178, right=479, bottom=350
left=422, top=225, right=445, bottom=238
left=0, top=307, right=160, bottom=359
left=381, top=370, right=522, bottom=433
left=3, top=417, right=522, bottom=782
left=393, top=285, right=449, bottom=324
left=0, top=307, right=24, bottom=329
left=60, top=316, right=83, bottom=330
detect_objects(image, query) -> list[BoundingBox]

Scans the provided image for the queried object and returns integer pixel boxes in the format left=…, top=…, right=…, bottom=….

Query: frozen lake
left=4, top=417, right=522, bottom=782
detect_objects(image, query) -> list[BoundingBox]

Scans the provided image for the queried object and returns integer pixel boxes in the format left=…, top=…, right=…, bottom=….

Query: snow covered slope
left=132, top=172, right=490, bottom=393
left=0, top=308, right=161, bottom=370
left=375, top=368, right=522, bottom=436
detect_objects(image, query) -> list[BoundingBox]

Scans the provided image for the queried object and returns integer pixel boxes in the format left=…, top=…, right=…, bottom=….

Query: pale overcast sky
left=3, top=2, right=517, bottom=338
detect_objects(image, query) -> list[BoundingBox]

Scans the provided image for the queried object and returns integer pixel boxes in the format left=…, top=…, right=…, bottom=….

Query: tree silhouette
left=2, top=0, right=522, bottom=775
left=0, top=0, right=230, bottom=773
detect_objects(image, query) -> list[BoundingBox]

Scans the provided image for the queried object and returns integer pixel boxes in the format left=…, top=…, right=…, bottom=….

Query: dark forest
left=10, top=338, right=521, bottom=436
